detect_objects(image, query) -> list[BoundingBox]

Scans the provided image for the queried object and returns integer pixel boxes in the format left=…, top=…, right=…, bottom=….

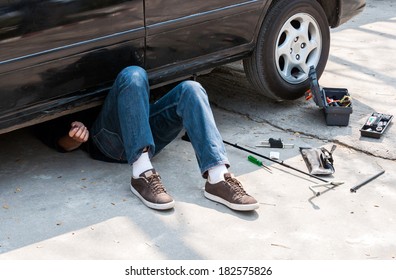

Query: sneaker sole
left=204, top=191, right=259, bottom=211
left=130, top=184, right=175, bottom=210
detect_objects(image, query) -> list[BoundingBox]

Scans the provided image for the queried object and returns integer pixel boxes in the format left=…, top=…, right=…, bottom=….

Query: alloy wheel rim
left=275, top=13, right=322, bottom=84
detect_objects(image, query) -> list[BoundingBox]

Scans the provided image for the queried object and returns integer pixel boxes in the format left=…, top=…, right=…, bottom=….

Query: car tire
left=243, top=0, right=330, bottom=100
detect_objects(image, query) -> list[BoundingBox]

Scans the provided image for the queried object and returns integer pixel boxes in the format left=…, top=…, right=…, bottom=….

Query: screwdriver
left=248, top=155, right=272, bottom=173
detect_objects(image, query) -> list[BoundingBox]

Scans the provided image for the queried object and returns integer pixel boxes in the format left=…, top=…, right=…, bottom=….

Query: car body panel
left=145, top=0, right=264, bottom=69
left=0, top=0, right=145, bottom=131
left=144, top=0, right=269, bottom=85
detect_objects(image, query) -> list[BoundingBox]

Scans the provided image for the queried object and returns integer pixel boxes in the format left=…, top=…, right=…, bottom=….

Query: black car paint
left=0, top=0, right=366, bottom=134
left=0, top=0, right=145, bottom=132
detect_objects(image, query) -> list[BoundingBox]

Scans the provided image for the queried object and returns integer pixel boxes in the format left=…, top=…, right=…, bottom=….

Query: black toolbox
left=308, top=66, right=352, bottom=126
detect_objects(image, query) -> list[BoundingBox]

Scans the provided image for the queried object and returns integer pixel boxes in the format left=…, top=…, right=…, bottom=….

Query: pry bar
left=350, top=170, right=385, bottom=193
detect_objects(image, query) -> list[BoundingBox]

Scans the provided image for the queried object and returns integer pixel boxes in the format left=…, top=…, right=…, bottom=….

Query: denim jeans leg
left=149, top=80, right=229, bottom=177
left=91, top=66, right=155, bottom=163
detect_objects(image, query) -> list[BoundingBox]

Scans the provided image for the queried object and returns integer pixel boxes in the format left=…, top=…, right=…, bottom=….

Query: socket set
left=360, top=112, right=393, bottom=138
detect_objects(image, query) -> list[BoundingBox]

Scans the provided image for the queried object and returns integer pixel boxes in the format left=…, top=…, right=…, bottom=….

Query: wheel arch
left=316, top=0, right=340, bottom=28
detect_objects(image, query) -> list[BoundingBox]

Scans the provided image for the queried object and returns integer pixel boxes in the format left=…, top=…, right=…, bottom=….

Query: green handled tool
left=248, top=155, right=272, bottom=173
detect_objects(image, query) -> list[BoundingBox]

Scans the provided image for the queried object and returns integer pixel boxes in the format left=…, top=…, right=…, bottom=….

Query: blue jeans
left=91, top=66, right=229, bottom=177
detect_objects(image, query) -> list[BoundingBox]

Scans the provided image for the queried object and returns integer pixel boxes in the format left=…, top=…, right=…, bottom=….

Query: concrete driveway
left=0, top=0, right=395, bottom=260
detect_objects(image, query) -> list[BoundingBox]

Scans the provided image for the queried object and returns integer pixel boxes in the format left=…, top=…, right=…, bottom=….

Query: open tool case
left=308, top=66, right=352, bottom=126
left=360, top=113, right=393, bottom=138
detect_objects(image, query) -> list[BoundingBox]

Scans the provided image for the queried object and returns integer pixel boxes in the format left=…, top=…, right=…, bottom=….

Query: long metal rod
left=350, top=170, right=385, bottom=193
left=223, top=140, right=329, bottom=183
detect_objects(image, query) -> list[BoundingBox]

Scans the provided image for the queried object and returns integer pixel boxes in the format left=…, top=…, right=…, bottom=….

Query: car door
left=0, top=0, right=144, bottom=132
left=144, top=0, right=265, bottom=78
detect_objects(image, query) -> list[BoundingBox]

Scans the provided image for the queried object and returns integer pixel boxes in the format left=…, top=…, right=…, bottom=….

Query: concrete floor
left=0, top=0, right=395, bottom=260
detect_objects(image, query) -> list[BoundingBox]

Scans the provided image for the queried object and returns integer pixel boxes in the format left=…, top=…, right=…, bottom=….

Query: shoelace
left=147, top=174, right=166, bottom=194
left=225, top=176, right=247, bottom=197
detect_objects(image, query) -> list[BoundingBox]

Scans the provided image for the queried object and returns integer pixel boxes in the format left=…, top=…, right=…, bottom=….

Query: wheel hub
left=275, top=13, right=322, bottom=84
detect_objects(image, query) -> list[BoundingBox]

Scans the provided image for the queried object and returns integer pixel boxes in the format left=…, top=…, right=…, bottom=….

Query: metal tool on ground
left=224, top=140, right=329, bottom=183
left=256, top=138, right=294, bottom=148
left=350, top=170, right=385, bottom=193
left=309, top=181, right=344, bottom=197
left=248, top=155, right=272, bottom=173
left=224, top=140, right=345, bottom=195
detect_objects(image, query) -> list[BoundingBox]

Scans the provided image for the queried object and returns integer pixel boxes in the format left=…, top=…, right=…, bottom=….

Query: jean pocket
left=92, top=128, right=126, bottom=161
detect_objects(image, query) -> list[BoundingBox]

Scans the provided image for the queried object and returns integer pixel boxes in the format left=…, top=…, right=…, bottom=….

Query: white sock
left=208, top=164, right=228, bottom=184
left=132, top=152, right=153, bottom=177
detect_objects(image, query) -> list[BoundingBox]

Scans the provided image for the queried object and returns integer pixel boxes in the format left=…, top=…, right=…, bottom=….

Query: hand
left=68, top=121, right=89, bottom=143
left=58, top=121, right=89, bottom=152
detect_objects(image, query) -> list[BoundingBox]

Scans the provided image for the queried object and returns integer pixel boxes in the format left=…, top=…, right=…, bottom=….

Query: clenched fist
left=69, top=121, right=89, bottom=143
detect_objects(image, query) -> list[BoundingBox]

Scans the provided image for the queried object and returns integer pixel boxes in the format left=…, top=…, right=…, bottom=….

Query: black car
left=0, top=0, right=365, bottom=134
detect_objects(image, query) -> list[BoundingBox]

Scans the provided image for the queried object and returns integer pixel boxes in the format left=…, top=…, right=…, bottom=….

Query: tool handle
left=248, top=155, right=262, bottom=167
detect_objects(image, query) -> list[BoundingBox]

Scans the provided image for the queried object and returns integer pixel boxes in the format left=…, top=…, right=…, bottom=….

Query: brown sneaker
left=130, top=169, right=175, bottom=210
left=204, top=173, right=259, bottom=211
